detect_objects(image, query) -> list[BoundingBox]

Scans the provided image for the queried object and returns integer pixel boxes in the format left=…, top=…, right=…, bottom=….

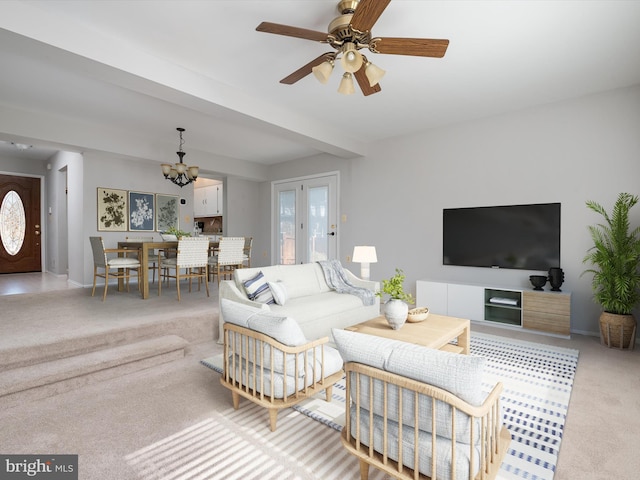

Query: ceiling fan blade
left=280, top=53, right=334, bottom=85
left=370, top=37, right=449, bottom=57
left=350, top=0, right=392, bottom=32
left=354, top=67, right=381, bottom=96
left=256, top=22, right=328, bottom=42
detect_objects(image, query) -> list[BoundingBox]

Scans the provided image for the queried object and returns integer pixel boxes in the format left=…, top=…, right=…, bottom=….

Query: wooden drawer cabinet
left=522, top=291, right=570, bottom=335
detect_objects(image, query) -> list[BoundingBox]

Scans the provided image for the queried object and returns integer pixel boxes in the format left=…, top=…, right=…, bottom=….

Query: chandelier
left=160, top=128, right=199, bottom=187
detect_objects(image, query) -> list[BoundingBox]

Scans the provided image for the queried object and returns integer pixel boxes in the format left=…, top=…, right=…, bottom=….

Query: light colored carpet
left=0, top=287, right=217, bottom=353
left=202, top=332, right=580, bottom=480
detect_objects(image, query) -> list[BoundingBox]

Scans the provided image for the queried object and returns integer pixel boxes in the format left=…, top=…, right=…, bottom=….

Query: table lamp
left=352, top=246, right=377, bottom=280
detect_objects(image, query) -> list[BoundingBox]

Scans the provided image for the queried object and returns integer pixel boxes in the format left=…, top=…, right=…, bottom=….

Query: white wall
left=267, top=85, right=640, bottom=336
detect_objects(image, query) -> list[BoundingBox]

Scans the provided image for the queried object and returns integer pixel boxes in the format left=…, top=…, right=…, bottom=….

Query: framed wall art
left=128, top=191, right=155, bottom=232
left=97, top=187, right=128, bottom=232
left=155, top=194, right=180, bottom=232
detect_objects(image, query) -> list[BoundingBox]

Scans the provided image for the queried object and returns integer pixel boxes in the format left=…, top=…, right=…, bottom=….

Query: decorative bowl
left=160, top=233, right=178, bottom=241
left=407, top=307, right=430, bottom=323
left=529, top=275, right=547, bottom=291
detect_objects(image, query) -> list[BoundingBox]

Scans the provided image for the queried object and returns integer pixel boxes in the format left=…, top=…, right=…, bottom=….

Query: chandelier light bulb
left=340, top=42, right=363, bottom=73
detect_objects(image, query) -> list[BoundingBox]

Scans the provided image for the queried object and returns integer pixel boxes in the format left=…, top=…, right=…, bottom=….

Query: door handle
left=328, top=232, right=336, bottom=236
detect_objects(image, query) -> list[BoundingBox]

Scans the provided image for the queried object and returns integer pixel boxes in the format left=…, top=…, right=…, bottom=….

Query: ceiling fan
left=256, top=0, right=449, bottom=96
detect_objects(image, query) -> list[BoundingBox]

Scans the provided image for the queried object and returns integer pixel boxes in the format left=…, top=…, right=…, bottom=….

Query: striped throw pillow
left=242, top=271, right=275, bottom=304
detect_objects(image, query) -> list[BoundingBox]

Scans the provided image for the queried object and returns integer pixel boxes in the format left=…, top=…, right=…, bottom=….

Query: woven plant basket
left=599, top=312, right=637, bottom=350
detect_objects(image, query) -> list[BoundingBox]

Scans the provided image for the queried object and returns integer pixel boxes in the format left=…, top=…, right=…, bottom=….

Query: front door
left=0, top=174, right=42, bottom=273
left=273, top=174, right=338, bottom=265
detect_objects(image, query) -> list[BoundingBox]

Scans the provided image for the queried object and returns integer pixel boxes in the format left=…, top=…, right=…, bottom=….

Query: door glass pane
left=308, top=186, right=328, bottom=262
left=278, top=190, right=296, bottom=265
left=0, top=190, right=26, bottom=256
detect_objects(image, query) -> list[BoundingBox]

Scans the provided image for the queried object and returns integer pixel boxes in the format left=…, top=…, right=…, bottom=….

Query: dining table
left=117, top=239, right=219, bottom=299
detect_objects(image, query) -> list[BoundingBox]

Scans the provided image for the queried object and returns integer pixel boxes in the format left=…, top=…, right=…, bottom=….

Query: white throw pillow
left=268, top=281, right=288, bottom=306
left=242, top=271, right=275, bottom=304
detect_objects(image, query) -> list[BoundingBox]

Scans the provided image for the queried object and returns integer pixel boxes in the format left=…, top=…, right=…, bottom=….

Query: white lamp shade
left=312, top=60, right=334, bottom=84
left=352, top=246, right=377, bottom=263
left=161, top=163, right=172, bottom=175
left=337, top=73, right=355, bottom=95
left=365, top=61, right=386, bottom=87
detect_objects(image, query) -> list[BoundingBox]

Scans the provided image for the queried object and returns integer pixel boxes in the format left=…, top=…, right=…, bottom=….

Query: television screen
left=443, top=203, right=560, bottom=270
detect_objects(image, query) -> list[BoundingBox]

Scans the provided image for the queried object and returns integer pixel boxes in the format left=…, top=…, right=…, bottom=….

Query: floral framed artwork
left=155, top=194, right=180, bottom=232
left=128, top=191, right=155, bottom=232
left=97, top=187, right=128, bottom=231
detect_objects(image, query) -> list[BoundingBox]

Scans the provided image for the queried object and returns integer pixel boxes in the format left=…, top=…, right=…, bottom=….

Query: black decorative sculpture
left=529, top=275, right=547, bottom=290
left=548, top=267, right=564, bottom=291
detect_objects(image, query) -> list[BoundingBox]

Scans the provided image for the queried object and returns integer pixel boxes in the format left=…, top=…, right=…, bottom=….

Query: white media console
left=416, top=280, right=571, bottom=336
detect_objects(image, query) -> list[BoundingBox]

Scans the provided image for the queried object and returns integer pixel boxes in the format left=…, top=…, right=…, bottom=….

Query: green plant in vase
left=376, top=268, right=415, bottom=330
left=164, top=226, right=191, bottom=238
left=582, top=192, right=640, bottom=349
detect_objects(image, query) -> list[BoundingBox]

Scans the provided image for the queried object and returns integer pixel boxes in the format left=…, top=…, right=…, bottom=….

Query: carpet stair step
left=0, top=335, right=189, bottom=407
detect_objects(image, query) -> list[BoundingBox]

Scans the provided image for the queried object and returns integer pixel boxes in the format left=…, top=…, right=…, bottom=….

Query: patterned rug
left=201, top=331, right=579, bottom=480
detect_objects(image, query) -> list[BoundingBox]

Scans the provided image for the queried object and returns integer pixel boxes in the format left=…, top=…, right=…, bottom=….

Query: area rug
left=201, top=331, right=579, bottom=480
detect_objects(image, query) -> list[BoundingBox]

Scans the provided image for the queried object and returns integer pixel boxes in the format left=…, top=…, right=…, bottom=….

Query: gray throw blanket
left=317, top=259, right=376, bottom=306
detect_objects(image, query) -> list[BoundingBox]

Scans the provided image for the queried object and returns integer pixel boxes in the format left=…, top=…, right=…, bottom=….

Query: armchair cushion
left=333, top=329, right=486, bottom=444
left=332, top=329, right=484, bottom=405
left=221, top=298, right=306, bottom=346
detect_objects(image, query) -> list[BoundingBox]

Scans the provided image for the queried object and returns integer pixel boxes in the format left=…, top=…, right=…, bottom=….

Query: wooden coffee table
left=345, top=314, right=471, bottom=354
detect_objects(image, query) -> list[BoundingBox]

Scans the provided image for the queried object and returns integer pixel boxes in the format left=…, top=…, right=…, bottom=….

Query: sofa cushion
left=242, top=271, right=275, bottom=304
left=234, top=263, right=331, bottom=300
left=268, top=281, right=288, bottom=306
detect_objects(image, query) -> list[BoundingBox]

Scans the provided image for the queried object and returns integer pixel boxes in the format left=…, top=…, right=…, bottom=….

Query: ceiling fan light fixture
left=312, top=59, right=334, bottom=84
left=337, top=72, right=355, bottom=95
left=365, top=61, right=386, bottom=87
left=340, top=42, right=363, bottom=73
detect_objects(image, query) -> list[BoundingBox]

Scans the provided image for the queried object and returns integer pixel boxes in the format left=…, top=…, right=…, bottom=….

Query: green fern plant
left=376, top=268, right=415, bottom=304
left=582, top=192, right=640, bottom=314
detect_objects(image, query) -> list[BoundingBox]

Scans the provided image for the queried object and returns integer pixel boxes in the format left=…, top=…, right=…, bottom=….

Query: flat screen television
left=443, top=202, right=560, bottom=270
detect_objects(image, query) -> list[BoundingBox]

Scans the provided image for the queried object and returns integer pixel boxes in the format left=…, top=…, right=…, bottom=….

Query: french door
left=273, top=173, right=338, bottom=265
left=0, top=174, right=42, bottom=273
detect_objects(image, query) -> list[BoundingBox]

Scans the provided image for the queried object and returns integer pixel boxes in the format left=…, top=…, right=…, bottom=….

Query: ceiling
left=1, top=1, right=639, bottom=175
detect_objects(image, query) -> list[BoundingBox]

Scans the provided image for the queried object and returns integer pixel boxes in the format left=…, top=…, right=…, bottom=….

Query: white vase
left=384, top=299, right=408, bottom=330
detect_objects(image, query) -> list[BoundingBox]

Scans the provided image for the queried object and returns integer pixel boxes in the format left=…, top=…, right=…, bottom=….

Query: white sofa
left=218, top=262, right=380, bottom=343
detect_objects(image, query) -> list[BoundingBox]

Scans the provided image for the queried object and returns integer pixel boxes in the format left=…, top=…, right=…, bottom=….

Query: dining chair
left=208, top=236, right=245, bottom=285
left=158, top=237, right=210, bottom=301
left=242, top=236, right=253, bottom=268
left=89, top=236, right=142, bottom=301
left=125, top=236, right=161, bottom=283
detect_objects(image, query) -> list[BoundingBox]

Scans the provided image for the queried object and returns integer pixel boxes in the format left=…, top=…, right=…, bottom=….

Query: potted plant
left=161, top=226, right=191, bottom=241
left=582, top=192, right=640, bottom=349
left=376, top=268, right=415, bottom=330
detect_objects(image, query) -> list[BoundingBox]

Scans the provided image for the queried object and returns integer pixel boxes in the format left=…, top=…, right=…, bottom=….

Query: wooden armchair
left=220, top=322, right=344, bottom=431
left=341, top=362, right=510, bottom=480
left=332, top=329, right=510, bottom=480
